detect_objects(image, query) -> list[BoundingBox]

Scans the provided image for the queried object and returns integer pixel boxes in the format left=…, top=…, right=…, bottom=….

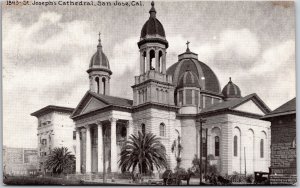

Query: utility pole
left=205, top=128, right=208, bottom=179
left=197, top=118, right=206, bottom=185
left=103, top=126, right=106, bottom=183
left=244, top=147, right=246, bottom=176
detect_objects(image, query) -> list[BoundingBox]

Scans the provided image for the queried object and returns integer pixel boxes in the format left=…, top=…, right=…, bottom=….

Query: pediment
left=233, top=99, right=265, bottom=115
left=71, top=92, right=109, bottom=118
left=81, top=97, right=108, bottom=114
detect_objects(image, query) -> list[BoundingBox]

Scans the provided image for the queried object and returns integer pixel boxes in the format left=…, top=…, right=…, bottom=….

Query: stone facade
left=32, top=2, right=274, bottom=177
left=179, top=114, right=271, bottom=175
left=31, top=106, right=75, bottom=174
left=3, top=146, right=39, bottom=176
left=263, top=98, right=296, bottom=185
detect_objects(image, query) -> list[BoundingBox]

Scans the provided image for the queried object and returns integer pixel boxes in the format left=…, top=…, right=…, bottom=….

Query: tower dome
left=87, top=34, right=112, bottom=75
left=177, top=70, right=201, bottom=89
left=222, top=77, right=241, bottom=99
left=87, top=33, right=112, bottom=95
left=140, top=1, right=165, bottom=38
left=138, top=1, right=168, bottom=48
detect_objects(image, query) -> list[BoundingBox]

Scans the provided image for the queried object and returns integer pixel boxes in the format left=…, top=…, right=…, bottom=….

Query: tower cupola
left=132, top=2, right=175, bottom=107
left=88, top=33, right=112, bottom=95
left=222, top=77, right=242, bottom=100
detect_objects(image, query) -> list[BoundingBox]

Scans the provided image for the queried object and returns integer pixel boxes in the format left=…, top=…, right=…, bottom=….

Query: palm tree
left=45, top=147, right=75, bottom=175
left=118, top=131, right=168, bottom=175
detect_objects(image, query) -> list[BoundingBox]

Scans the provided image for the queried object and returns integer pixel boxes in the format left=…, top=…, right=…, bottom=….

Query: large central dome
left=167, top=49, right=221, bottom=94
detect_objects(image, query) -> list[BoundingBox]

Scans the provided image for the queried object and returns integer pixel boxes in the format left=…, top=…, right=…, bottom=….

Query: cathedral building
left=33, top=2, right=272, bottom=176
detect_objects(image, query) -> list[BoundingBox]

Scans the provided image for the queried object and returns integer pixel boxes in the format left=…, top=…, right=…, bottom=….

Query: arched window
left=215, top=136, right=220, bottom=156
left=234, top=136, right=238, bottom=156
left=292, top=137, right=296, bottom=148
left=260, top=139, right=264, bottom=158
left=141, top=124, right=146, bottom=135
left=102, top=77, right=106, bottom=95
left=150, top=50, right=155, bottom=70
left=95, top=77, right=100, bottom=94
left=160, top=123, right=165, bottom=137
left=143, top=51, right=146, bottom=73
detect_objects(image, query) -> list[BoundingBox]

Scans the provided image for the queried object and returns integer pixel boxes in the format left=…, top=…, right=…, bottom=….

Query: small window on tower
left=178, top=90, right=183, bottom=106
left=195, top=91, right=199, bottom=106
left=102, top=77, right=106, bottom=95
left=150, top=50, right=155, bottom=70
left=160, top=123, right=165, bottom=137
left=95, top=77, right=100, bottom=94
left=186, top=89, right=193, bottom=104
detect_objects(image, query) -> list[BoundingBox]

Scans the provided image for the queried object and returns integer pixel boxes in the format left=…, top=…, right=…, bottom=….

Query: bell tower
left=132, top=1, right=175, bottom=107
left=88, top=33, right=112, bottom=95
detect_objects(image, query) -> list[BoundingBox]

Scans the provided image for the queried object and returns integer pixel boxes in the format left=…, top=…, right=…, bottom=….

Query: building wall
left=269, top=114, right=296, bottom=185
left=132, top=107, right=179, bottom=171
left=179, top=114, right=271, bottom=176
left=203, top=114, right=229, bottom=175
left=180, top=118, right=197, bottom=169
left=52, top=111, right=76, bottom=154
left=3, top=147, right=38, bottom=176
left=228, top=114, right=271, bottom=175
left=36, top=111, right=75, bottom=173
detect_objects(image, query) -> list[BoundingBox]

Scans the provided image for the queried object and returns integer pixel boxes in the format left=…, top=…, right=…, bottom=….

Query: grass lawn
left=3, top=176, right=81, bottom=185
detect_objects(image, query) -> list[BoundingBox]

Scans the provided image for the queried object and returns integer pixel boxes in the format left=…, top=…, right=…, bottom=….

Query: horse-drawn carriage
left=161, top=169, right=194, bottom=185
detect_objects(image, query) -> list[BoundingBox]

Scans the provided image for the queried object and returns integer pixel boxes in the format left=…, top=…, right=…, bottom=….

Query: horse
left=162, top=169, right=194, bottom=185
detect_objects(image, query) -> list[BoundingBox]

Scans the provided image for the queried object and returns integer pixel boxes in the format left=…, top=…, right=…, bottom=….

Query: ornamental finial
left=97, top=32, right=102, bottom=48
left=149, top=1, right=156, bottom=17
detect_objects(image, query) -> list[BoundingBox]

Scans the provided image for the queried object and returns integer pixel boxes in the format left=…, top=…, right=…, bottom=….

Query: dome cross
left=186, top=41, right=191, bottom=52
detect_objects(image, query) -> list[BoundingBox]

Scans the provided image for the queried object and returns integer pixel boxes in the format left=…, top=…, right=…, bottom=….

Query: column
left=162, top=52, right=166, bottom=74
left=146, top=50, right=150, bottom=72
left=140, top=52, right=144, bottom=74
left=110, top=118, right=118, bottom=172
left=183, top=89, right=186, bottom=105
left=97, top=122, right=103, bottom=173
left=126, top=120, right=133, bottom=140
left=105, top=78, right=110, bottom=95
left=85, top=125, right=92, bottom=173
left=75, top=129, right=81, bottom=173
left=99, top=76, right=103, bottom=95
left=155, top=50, right=159, bottom=72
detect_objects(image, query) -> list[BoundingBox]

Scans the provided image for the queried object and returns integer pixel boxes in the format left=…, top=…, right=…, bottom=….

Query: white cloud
left=3, top=11, right=95, bottom=58
left=3, top=12, right=95, bottom=147
left=218, top=28, right=260, bottom=59
left=250, top=40, right=295, bottom=75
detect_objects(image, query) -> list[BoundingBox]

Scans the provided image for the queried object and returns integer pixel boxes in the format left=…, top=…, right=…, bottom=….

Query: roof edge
left=31, top=105, right=74, bottom=117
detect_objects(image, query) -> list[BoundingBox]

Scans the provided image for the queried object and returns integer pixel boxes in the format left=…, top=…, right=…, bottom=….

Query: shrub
left=246, top=174, right=254, bottom=184
left=191, top=155, right=219, bottom=175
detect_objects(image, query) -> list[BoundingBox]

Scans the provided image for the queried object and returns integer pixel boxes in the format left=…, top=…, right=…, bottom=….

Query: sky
left=2, top=1, right=295, bottom=148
